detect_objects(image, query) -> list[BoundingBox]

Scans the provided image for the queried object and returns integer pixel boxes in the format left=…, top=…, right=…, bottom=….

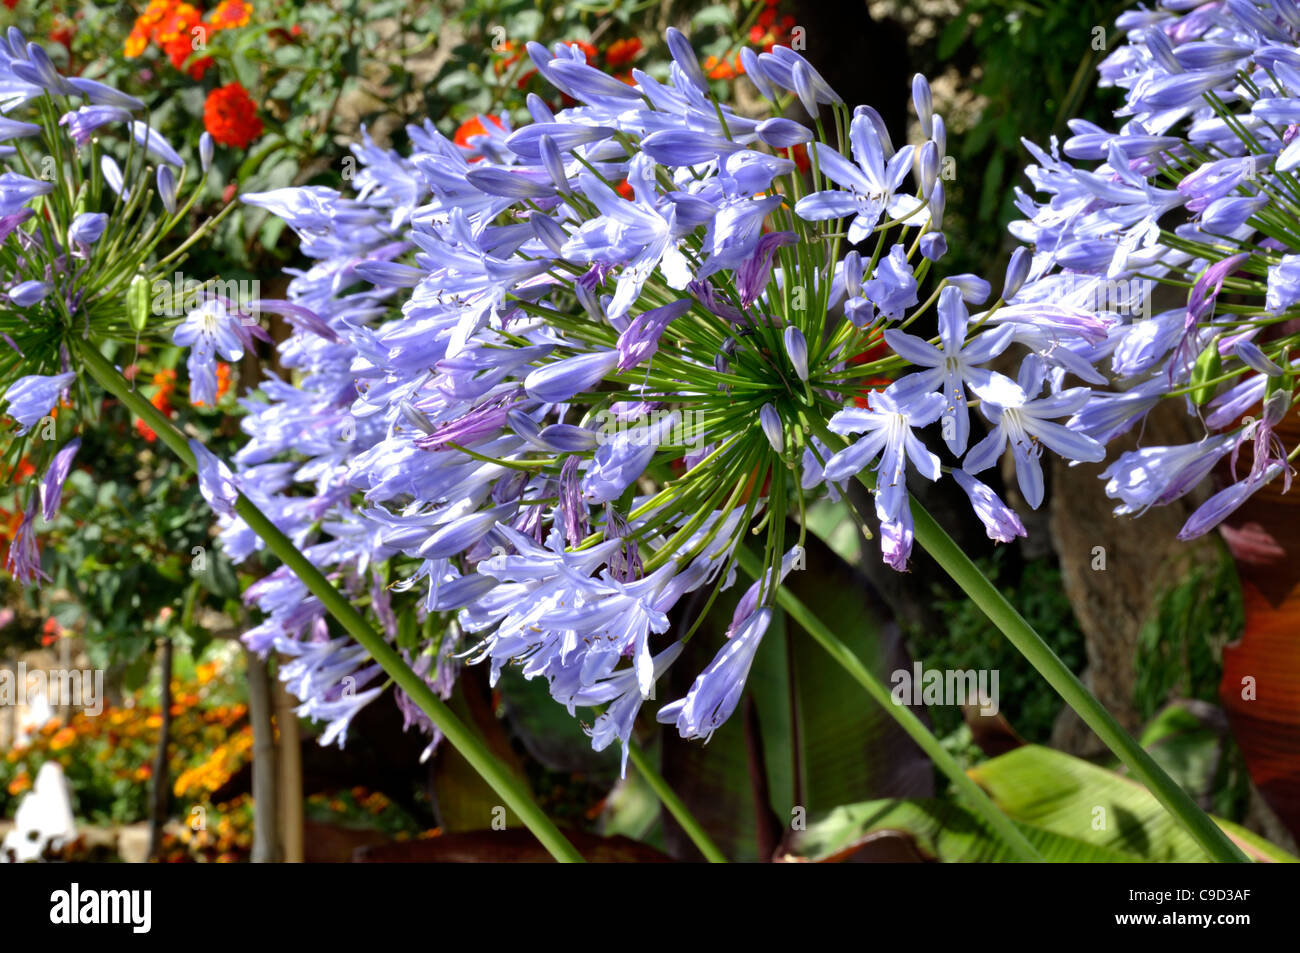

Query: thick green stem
left=76, top=339, right=586, bottom=864
left=905, top=499, right=1250, bottom=863
left=626, top=740, right=728, bottom=863
left=734, top=545, right=1044, bottom=862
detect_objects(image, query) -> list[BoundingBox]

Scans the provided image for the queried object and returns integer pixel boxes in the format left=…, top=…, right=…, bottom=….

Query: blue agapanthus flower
left=1008, top=1, right=1300, bottom=540
left=0, top=29, right=222, bottom=585
left=208, top=29, right=1107, bottom=765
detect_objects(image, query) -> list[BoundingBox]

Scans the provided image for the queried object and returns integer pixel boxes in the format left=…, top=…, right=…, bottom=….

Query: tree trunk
left=274, top=677, right=303, bottom=863
left=146, top=637, right=173, bottom=861
left=245, top=648, right=281, bottom=862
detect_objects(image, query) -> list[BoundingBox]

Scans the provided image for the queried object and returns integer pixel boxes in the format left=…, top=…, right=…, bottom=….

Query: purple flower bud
left=525, top=92, right=555, bottom=124
left=928, top=181, right=946, bottom=228
left=157, top=165, right=178, bottom=215
left=8, top=280, right=52, bottom=307
left=792, top=60, right=821, bottom=117
left=1235, top=340, right=1283, bottom=376
left=931, top=115, right=947, bottom=160
left=917, top=140, right=939, bottom=195
left=738, top=231, right=796, bottom=307
left=920, top=232, right=947, bottom=262
left=538, top=135, right=570, bottom=193
left=843, top=250, right=864, bottom=298
left=418, top=506, right=513, bottom=558
left=67, top=77, right=144, bottom=111
left=69, top=211, right=107, bottom=245
left=760, top=403, right=783, bottom=453
left=40, top=437, right=81, bottom=522
left=506, top=123, right=617, bottom=160
left=0, top=171, right=53, bottom=213
left=524, top=350, right=620, bottom=403
left=0, top=117, right=40, bottom=141
left=756, top=117, right=812, bottom=148
left=1002, top=247, right=1031, bottom=299
left=529, top=210, right=568, bottom=256
left=912, top=74, right=934, bottom=138
left=465, top=167, right=554, bottom=198
left=129, top=120, right=184, bottom=168
left=537, top=424, right=599, bottom=452
left=427, top=573, right=499, bottom=611
left=101, top=156, right=126, bottom=197
left=199, top=131, right=214, bottom=172
left=665, top=27, right=708, bottom=92
left=740, top=47, right=775, bottom=100
left=354, top=260, right=424, bottom=288
left=784, top=325, right=809, bottom=381
left=641, top=129, right=743, bottom=167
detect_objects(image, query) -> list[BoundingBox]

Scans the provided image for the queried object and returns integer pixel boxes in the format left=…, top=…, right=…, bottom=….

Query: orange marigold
left=203, top=83, right=263, bottom=149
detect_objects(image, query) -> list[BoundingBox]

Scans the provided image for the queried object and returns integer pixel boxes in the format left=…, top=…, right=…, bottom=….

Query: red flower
left=3, top=0, right=20, bottom=9
left=849, top=331, right=892, bottom=407
left=50, top=21, right=75, bottom=51
left=453, top=115, right=506, bottom=161
left=203, top=83, right=263, bottom=149
left=165, top=35, right=214, bottom=79
left=604, top=37, right=642, bottom=69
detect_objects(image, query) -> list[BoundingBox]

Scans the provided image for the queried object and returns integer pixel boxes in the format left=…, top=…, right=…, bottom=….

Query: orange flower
left=702, top=53, right=740, bottom=81
left=49, top=726, right=77, bottom=751
left=124, top=27, right=150, bottom=58
left=207, top=0, right=252, bottom=30
left=152, top=368, right=177, bottom=396
left=604, top=37, right=642, bottom=69
left=155, top=3, right=200, bottom=44
left=7, top=771, right=31, bottom=796
left=203, top=83, right=263, bottom=149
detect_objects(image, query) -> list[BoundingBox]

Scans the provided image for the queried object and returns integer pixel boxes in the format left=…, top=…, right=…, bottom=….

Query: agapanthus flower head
left=0, top=32, right=224, bottom=585
left=1010, top=2, right=1300, bottom=540
left=221, top=28, right=1076, bottom=764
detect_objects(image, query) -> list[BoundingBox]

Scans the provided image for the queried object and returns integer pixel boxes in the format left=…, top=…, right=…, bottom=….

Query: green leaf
left=691, top=5, right=736, bottom=29
left=970, top=745, right=1297, bottom=862
left=937, top=15, right=970, bottom=60
left=785, top=797, right=1137, bottom=862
